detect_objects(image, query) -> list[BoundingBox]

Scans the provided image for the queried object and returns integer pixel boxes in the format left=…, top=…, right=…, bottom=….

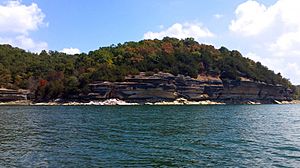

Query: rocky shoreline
left=87, top=72, right=293, bottom=104
left=0, top=72, right=295, bottom=106
left=1, top=98, right=299, bottom=106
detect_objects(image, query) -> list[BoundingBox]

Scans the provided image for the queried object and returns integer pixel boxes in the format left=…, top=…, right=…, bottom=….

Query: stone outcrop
left=0, top=88, right=31, bottom=102
left=220, top=80, right=292, bottom=103
left=88, top=72, right=293, bottom=103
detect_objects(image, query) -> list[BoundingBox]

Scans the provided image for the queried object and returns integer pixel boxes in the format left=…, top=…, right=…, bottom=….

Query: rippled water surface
left=0, top=105, right=300, bottom=167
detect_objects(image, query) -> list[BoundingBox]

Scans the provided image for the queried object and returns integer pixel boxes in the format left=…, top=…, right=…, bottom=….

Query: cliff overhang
left=87, top=72, right=293, bottom=104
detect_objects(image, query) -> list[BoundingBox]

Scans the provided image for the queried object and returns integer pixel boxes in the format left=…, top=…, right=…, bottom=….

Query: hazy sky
left=0, top=0, right=299, bottom=84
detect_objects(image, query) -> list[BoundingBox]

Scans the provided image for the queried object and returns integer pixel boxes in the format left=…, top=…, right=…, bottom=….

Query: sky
left=0, top=0, right=300, bottom=84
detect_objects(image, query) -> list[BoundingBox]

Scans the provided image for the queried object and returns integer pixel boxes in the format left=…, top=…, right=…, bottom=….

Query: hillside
left=0, top=37, right=296, bottom=101
left=295, top=86, right=300, bottom=100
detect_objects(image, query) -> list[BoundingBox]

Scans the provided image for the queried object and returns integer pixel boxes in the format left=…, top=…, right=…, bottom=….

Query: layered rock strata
left=0, top=88, right=31, bottom=102
left=88, top=72, right=292, bottom=103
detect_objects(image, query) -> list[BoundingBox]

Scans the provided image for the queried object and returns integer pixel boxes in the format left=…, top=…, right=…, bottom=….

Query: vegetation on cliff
left=294, top=86, right=300, bottom=99
left=0, top=37, right=296, bottom=101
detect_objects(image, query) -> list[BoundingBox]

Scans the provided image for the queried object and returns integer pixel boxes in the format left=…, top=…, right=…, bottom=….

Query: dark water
left=0, top=105, right=300, bottom=167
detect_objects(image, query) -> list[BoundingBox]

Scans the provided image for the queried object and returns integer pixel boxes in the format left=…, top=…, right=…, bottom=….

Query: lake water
left=0, top=105, right=299, bottom=167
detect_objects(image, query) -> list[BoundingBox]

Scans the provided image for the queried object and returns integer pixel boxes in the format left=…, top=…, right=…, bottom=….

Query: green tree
left=0, top=63, right=12, bottom=88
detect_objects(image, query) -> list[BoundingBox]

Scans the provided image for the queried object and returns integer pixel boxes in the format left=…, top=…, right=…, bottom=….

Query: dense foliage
left=294, top=86, right=300, bottom=100
left=0, top=37, right=296, bottom=101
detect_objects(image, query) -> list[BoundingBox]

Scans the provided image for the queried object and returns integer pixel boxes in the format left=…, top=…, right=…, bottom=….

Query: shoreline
left=0, top=99, right=299, bottom=106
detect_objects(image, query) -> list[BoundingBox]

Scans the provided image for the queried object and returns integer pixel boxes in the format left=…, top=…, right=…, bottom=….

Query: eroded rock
left=88, top=72, right=293, bottom=103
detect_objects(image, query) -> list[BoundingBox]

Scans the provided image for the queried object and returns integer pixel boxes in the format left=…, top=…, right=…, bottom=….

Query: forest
left=0, top=37, right=298, bottom=100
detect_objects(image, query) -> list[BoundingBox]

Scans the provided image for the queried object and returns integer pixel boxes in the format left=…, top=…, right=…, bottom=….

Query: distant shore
left=0, top=99, right=299, bottom=106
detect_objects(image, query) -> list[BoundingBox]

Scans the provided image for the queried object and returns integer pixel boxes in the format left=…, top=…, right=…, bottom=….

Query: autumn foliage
left=0, top=37, right=296, bottom=100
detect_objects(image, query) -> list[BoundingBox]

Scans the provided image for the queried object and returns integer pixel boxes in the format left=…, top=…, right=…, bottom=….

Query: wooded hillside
left=0, top=37, right=296, bottom=100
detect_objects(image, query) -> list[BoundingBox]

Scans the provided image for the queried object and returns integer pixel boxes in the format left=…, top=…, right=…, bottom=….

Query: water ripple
left=0, top=105, right=300, bottom=167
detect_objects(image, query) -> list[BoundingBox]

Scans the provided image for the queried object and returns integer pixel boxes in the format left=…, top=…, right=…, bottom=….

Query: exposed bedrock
left=88, top=72, right=292, bottom=103
left=0, top=88, right=31, bottom=102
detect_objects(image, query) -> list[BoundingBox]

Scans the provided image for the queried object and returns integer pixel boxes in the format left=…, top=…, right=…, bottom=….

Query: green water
left=0, top=105, right=299, bottom=167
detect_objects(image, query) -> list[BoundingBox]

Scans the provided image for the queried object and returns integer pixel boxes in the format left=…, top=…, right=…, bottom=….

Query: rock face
left=0, top=88, right=31, bottom=102
left=220, top=80, right=292, bottom=103
left=88, top=72, right=292, bottom=103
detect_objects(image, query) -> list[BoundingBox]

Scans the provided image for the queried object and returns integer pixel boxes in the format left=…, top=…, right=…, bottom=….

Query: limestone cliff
left=88, top=72, right=292, bottom=103
left=0, top=88, right=30, bottom=102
